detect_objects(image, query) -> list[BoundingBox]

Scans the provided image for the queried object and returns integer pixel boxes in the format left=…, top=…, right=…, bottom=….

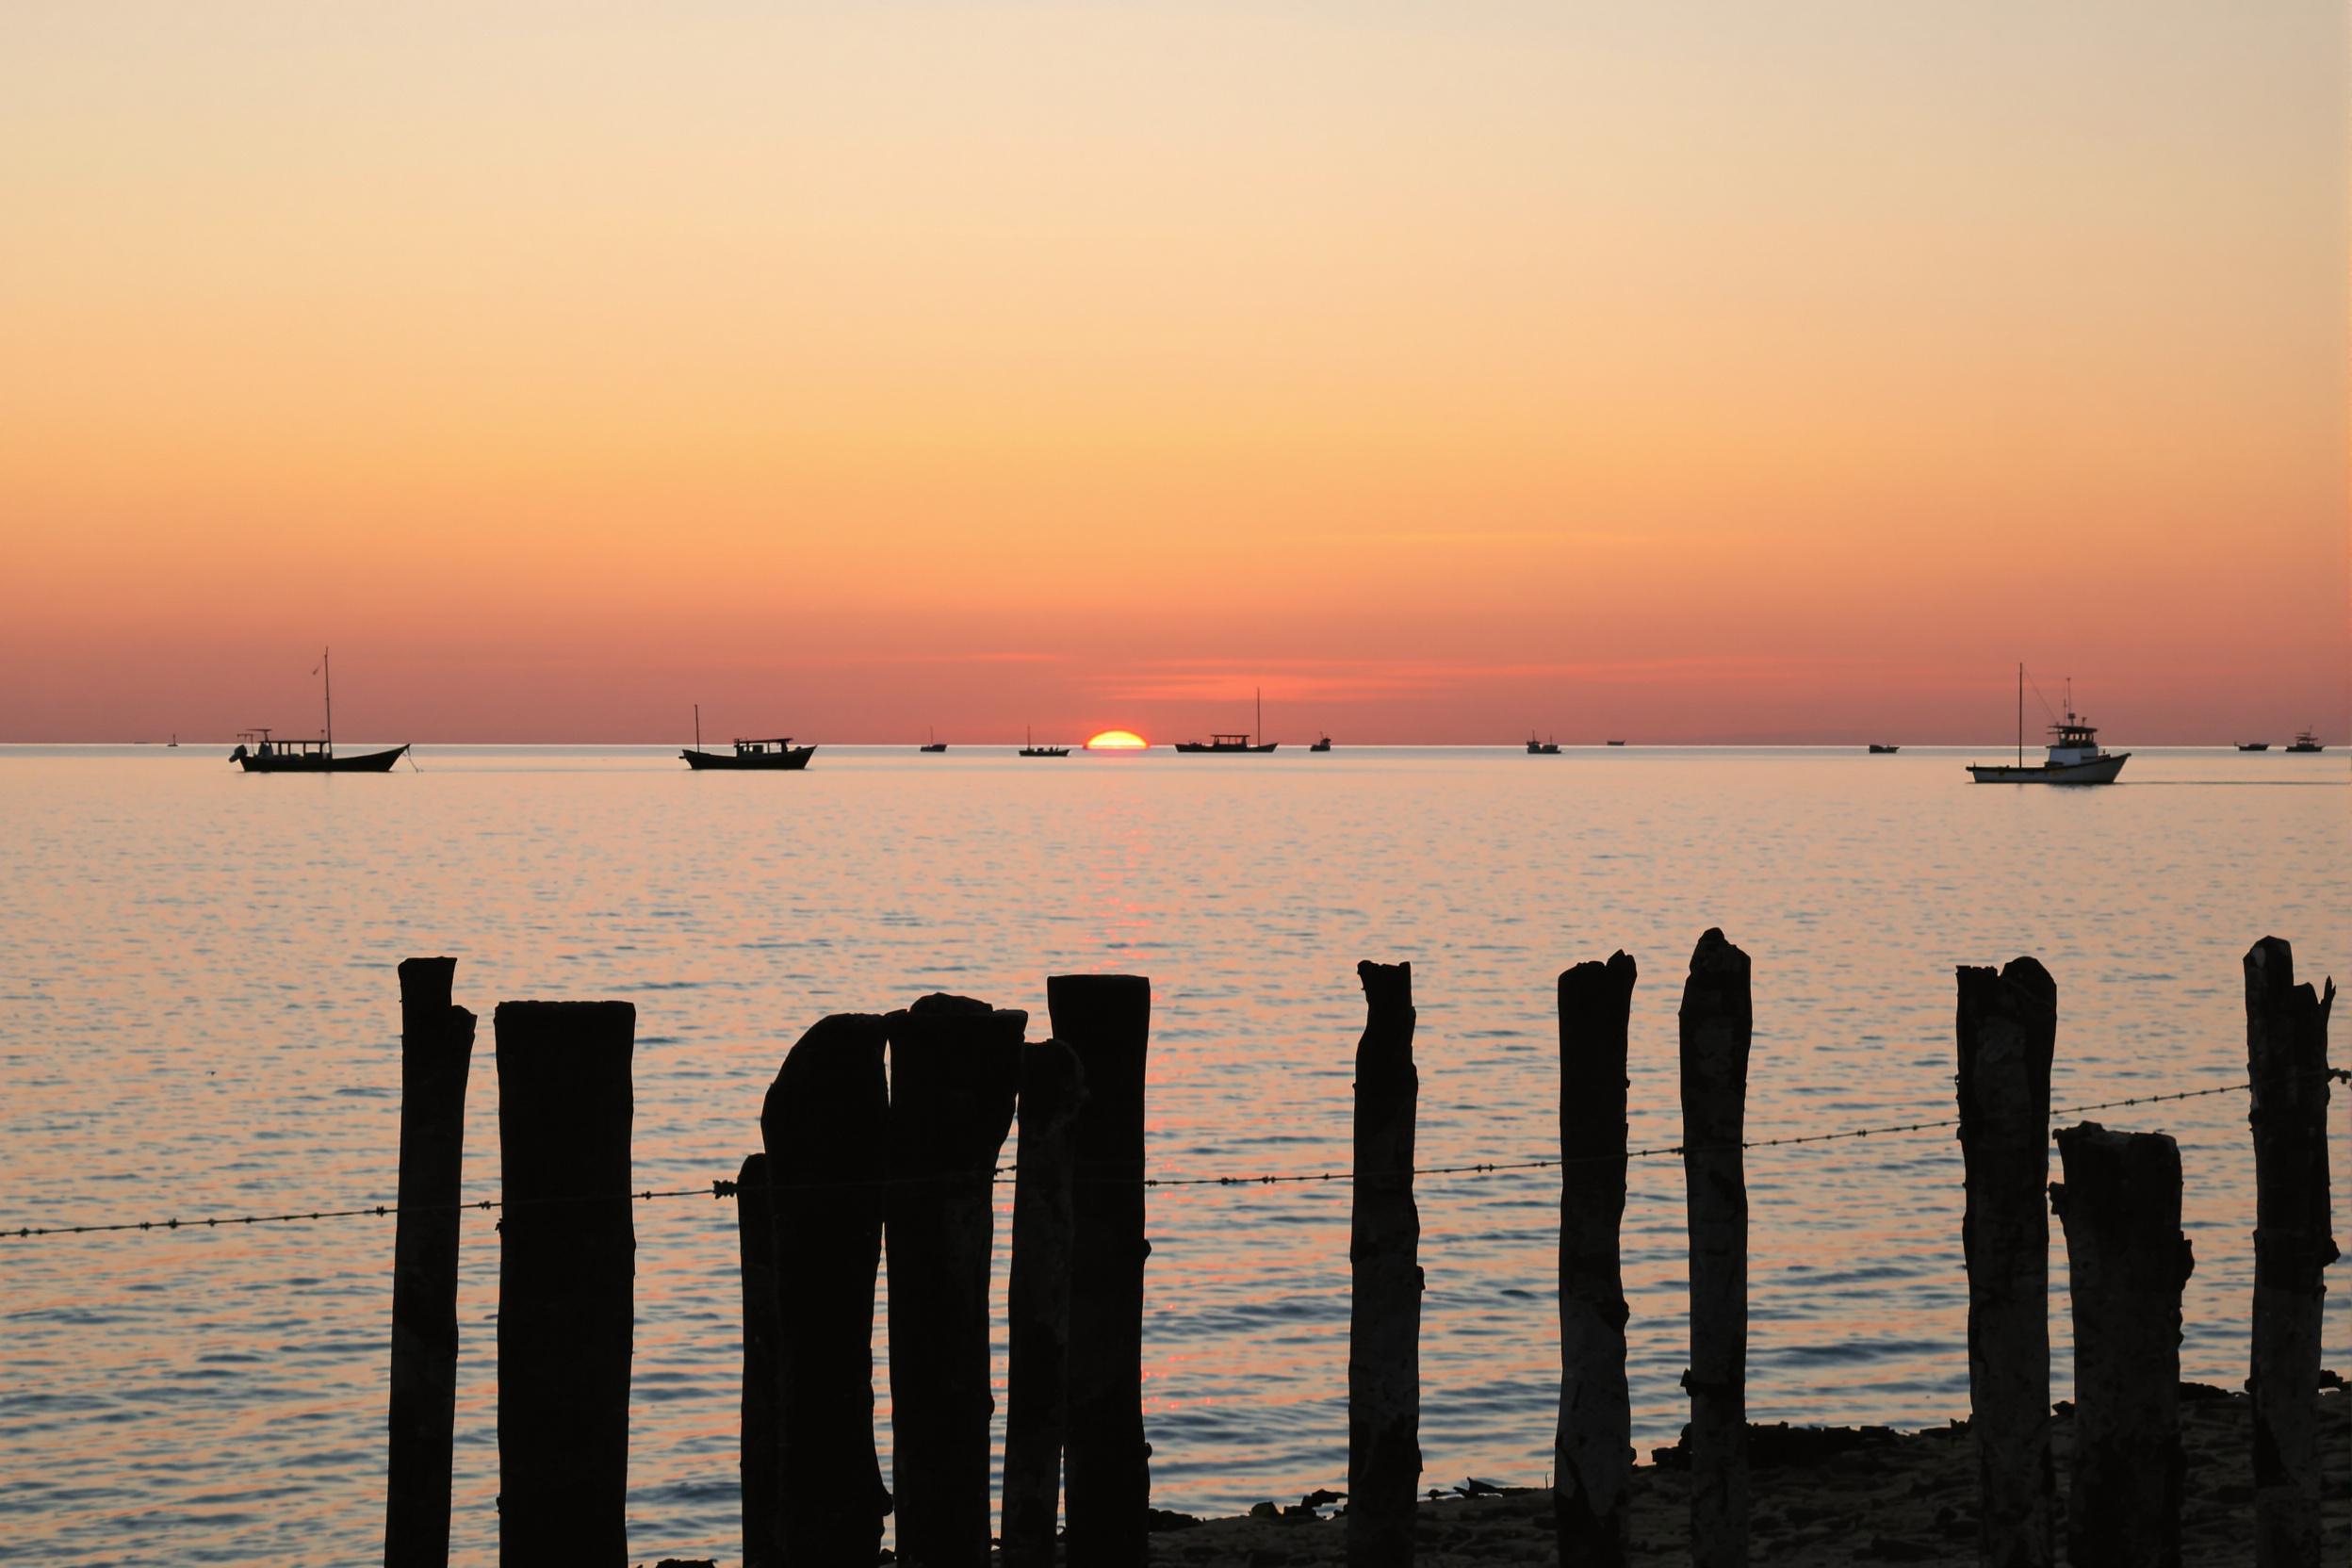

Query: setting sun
left=1085, top=729, right=1148, bottom=750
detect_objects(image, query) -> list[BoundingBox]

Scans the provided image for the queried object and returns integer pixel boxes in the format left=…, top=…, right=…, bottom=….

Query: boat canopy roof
left=734, top=736, right=794, bottom=748
left=1208, top=732, right=1252, bottom=743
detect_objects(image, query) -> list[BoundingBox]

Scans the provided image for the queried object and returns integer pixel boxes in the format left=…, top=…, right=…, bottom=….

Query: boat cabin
left=232, top=727, right=332, bottom=760
left=731, top=737, right=796, bottom=757
left=1208, top=733, right=1252, bottom=747
left=2044, top=716, right=2104, bottom=766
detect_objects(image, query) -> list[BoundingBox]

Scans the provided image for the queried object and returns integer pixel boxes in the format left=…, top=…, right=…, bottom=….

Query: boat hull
left=236, top=744, right=408, bottom=773
left=1967, top=753, right=2129, bottom=785
left=683, top=746, right=816, bottom=770
left=1174, top=743, right=1277, bottom=753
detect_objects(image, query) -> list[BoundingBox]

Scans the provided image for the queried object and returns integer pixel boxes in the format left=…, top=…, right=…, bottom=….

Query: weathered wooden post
left=1348, top=960, right=1421, bottom=1568
left=1003, top=1038, right=1087, bottom=1568
left=2244, top=937, right=2336, bottom=1568
left=384, top=956, right=477, bottom=1568
left=1679, top=929, right=1751, bottom=1568
left=1556, top=951, right=1636, bottom=1567
left=760, top=1012, right=893, bottom=1565
left=736, top=1151, right=782, bottom=1568
left=885, top=994, right=1027, bottom=1568
left=1051, top=972, right=1152, bottom=1568
left=495, top=1000, right=636, bottom=1567
left=1955, top=956, right=2058, bottom=1568
left=2050, top=1122, right=2193, bottom=1568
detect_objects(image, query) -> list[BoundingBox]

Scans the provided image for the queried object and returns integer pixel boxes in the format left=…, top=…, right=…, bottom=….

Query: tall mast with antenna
left=2016, top=662, right=2023, bottom=768
left=322, top=647, right=333, bottom=752
left=1257, top=685, right=1263, bottom=743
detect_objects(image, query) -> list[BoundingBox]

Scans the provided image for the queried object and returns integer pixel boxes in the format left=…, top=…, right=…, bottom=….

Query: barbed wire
left=8, top=1069, right=2341, bottom=1241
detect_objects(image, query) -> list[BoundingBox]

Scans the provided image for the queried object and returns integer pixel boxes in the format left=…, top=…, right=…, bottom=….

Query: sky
left=2, top=1, right=2344, bottom=744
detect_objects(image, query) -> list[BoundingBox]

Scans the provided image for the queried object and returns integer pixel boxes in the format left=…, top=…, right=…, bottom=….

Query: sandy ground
left=1137, top=1386, right=2351, bottom=1566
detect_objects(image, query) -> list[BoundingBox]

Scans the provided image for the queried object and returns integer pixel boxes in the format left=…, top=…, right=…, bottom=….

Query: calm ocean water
left=1, top=743, right=2344, bottom=1564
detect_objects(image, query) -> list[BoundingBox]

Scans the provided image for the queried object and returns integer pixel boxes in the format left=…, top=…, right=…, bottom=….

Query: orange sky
left=2, top=1, right=2344, bottom=743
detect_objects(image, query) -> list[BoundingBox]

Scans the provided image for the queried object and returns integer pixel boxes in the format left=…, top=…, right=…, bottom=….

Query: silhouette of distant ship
left=228, top=649, right=408, bottom=772
left=921, top=727, right=947, bottom=753
left=1309, top=734, right=1332, bottom=752
left=1019, top=727, right=1068, bottom=758
left=1177, top=689, right=1277, bottom=752
left=1605, top=739, right=1625, bottom=746
left=1527, top=732, right=1560, bottom=755
left=2238, top=742, right=2270, bottom=752
left=1968, top=666, right=2127, bottom=785
left=679, top=704, right=813, bottom=769
left=1869, top=743, right=1900, bottom=754
left=2286, top=728, right=2325, bottom=753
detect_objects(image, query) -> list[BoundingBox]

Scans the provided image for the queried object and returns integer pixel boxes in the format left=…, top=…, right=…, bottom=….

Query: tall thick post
left=1003, top=1038, right=1087, bottom=1568
left=2244, top=938, right=2336, bottom=1568
left=1348, top=960, right=1421, bottom=1568
left=2051, top=1122, right=2194, bottom=1568
left=760, top=1012, right=893, bottom=1565
left=737, top=1152, right=783, bottom=1568
left=1556, top=951, right=1636, bottom=1566
left=885, top=995, right=1027, bottom=1568
left=1051, top=972, right=1152, bottom=1568
left=1679, top=929, right=1751, bottom=1568
left=1956, top=956, right=2058, bottom=1568
left=384, top=957, right=476, bottom=1568
left=495, top=1000, right=635, bottom=1568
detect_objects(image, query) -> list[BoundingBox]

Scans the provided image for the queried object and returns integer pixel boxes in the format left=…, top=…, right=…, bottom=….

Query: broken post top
left=1955, top=955, right=2056, bottom=1017
left=1019, top=1037, right=1087, bottom=1125
left=887, top=996, right=1026, bottom=1170
left=1955, top=956, right=2056, bottom=1146
left=2245, top=936, right=2337, bottom=1046
left=1559, top=950, right=1638, bottom=1014
left=1357, top=959, right=1413, bottom=1011
left=1046, top=974, right=1152, bottom=1044
left=2050, top=1120, right=2196, bottom=1288
left=494, top=1000, right=637, bottom=1035
left=1677, top=931, right=1752, bottom=1143
left=1047, top=973, right=1151, bottom=1163
left=1678, top=929, right=1752, bottom=1029
left=398, top=956, right=459, bottom=1004
left=762, top=1012, right=890, bottom=1159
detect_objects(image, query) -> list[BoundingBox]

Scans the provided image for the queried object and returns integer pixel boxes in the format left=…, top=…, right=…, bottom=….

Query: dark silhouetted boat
left=1310, top=734, right=1332, bottom=752
left=1605, top=739, right=1625, bottom=746
left=228, top=649, right=409, bottom=772
left=921, top=727, right=947, bottom=753
left=1177, top=689, right=1278, bottom=752
left=680, top=704, right=813, bottom=769
left=1527, top=732, right=1560, bottom=755
left=1967, top=666, right=2127, bottom=785
left=2238, top=742, right=2270, bottom=752
left=2285, top=729, right=2324, bottom=754
left=1019, top=727, right=1069, bottom=758
left=1869, top=743, right=1900, bottom=754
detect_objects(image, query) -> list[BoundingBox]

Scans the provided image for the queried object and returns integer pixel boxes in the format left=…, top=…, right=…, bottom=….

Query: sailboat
left=1019, top=726, right=1069, bottom=758
left=1527, top=732, right=1560, bottom=755
left=1176, top=688, right=1277, bottom=752
left=680, top=703, right=816, bottom=770
left=921, top=726, right=947, bottom=753
left=1966, top=665, right=2128, bottom=785
left=228, top=649, right=409, bottom=773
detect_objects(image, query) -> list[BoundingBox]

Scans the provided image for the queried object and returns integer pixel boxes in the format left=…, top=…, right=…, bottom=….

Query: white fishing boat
left=1967, top=665, right=2128, bottom=785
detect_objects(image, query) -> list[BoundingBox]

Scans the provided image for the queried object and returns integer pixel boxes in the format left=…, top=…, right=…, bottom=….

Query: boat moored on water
left=2285, top=729, right=2325, bottom=754
left=2238, top=742, right=2270, bottom=752
left=1527, top=732, right=1560, bottom=755
left=1018, top=726, right=1069, bottom=757
left=228, top=649, right=409, bottom=772
left=1309, top=734, right=1332, bottom=752
left=921, top=726, right=947, bottom=753
left=1177, top=688, right=1278, bottom=753
left=683, top=736, right=816, bottom=770
left=1967, top=665, right=2128, bottom=785
left=1868, top=743, right=1900, bottom=754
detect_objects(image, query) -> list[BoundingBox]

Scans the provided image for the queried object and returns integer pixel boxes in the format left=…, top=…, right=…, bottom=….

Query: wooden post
left=495, top=1000, right=635, bottom=1568
left=1956, top=956, right=2058, bottom=1568
left=737, top=1151, right=783, bottom=1568
left=1348, top=960, right=1421, bottom=1568
left=1556, top=951, right=1636, bottom=1567
left=2050, top=1122, right=2194, bottom=1568
left=885, top=994, right=1027, bottom=1568
left=2244, top=937, right=2336, bottom=1568
left=1679, top=928, right=1751, bottom=1568
left=1051, top=972, right=1153, bottom=1568
left=1003, top=1038, right=1087, bottom=1568
left=760, top=1012, right=893, bottom=1566
left=384, top=956, right=476, bottom=1568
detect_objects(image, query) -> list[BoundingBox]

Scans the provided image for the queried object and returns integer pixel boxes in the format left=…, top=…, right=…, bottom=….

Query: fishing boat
left=1605, top=740, right=1625, bottom=746
left=1967, top=666, right=2128, bottom=785
left=921, top=727, right=947, bottom=753
left=2238, top=742, right=2270, bottom=752
left=1527, top=732, right=1560, bottom=755
left=1019, top=727, right=1069, bottom=758
left=680, top=705, right=814, bottom=770
left=1868, top=743, right=1900, bottom=754
left=2285, top=729, right=2325, bottom=754
left=228, top=649, right=409, bottom=773
left=1176, top=689, right=1278, bottom=753
left=1309, top=734, right=1332, bottom=752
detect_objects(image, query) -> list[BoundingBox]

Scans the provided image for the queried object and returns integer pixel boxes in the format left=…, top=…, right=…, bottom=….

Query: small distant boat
left=1177, top=688, right=1278, bottom=753
left=921, top=726, right=947, bottom=753
left=167, top=734, right=178, bottom=748
left=229, top=649, right=409, bottom=773
left=2285, top=729, right=2325, bottom=754
left=1605, top=739, right=1625, bottom=747
left=1019, top=726, right=1069, bottom=758
left=1967, top=666, right=2127, bottom=785
left=680, top=705, right=813, bottom=770
left=2238, top=742, right=2270, bottom=752
left=1309, top=734, right=1332, bottom=752
left=1868, top=743, right=1900, bottom=754
left=1527, top=732, right=1560, bottom=755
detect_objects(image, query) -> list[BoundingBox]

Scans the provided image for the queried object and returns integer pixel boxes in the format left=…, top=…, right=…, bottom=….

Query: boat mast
left=2016, top=662, right=2022, bottom=768
left=322, top=647, right=333, bottom=751
left=1256, top=686, right=1262, bottom=744
left=694, top=703, right=701, bottom=752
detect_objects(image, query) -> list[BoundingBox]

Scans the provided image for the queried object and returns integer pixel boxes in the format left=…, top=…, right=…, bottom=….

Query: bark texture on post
left=1678, top=928, right=1751, bottom=1568
left=760, top=1012, right=892, bottom=1566
left=1555, top=951, right=1636, bottom=1568
left=2051, top=1122, right=2194, bottom=1568
left=1956, top=956, right=2058, bottom=1568
left=2244, top=937, right=2336, bottom=1568
left=736, top=1152, right=783, bottom=1568
left=885, top=994, right=1027, bottom=1568
left=1003, top=1037, right=1087, bottom=1568
left=495, top=1000, right=635, bottom=1568
left=1348, top=960, right=1421, bottom=1568
left=385, top=956, right=476, bottom=1568
left=1051, top=972, right=1153, bottom=1568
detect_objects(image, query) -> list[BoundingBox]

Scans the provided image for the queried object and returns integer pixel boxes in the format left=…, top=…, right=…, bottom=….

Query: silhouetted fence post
left=2244, top=937, right=2335, bottom=1568
left=384, top=956, right=476, bottom=1568
left=1955, top=956, right=2058, bottom=1568
left=1052, top=972, right=1153, bottom=1568
left=1679, top=929, right=1751, bottom=1568
left=886, top=995, right=1027, bottom=1568
left=1348, top=960, right=1420, bottom=1568
left=1003, top=1038, right=1086, bottom=1568
left=495, top=1000, right=635, bottom=1567
left=736, top=1152, right=782, bottom=1568
left=760, top=1012, right=892, bottom=1565
left=2051, top=1122, right=2193, bottom=1568
left=1556, top=951, right=1637, bottom=1567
